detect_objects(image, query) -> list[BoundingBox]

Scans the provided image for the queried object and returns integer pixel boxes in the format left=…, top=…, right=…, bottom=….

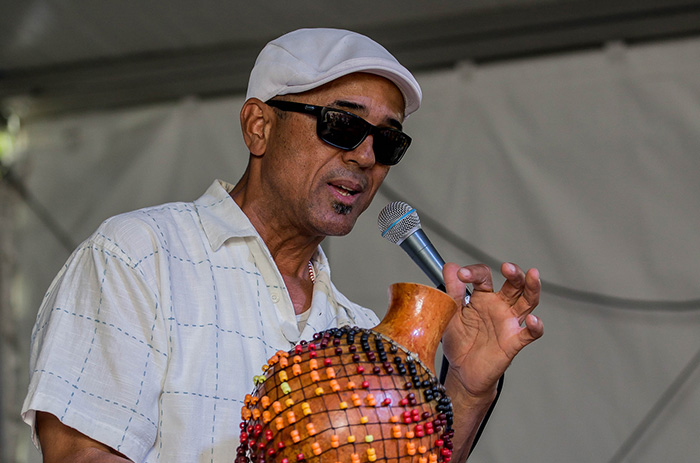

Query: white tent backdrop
left=2, top=36, right=699, bottom=463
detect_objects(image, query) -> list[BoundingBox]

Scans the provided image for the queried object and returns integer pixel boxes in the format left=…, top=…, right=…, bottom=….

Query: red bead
left=362, top=381, right=370, bottom=388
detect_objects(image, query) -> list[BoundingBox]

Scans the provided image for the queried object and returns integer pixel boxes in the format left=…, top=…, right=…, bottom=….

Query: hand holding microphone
left=377, top=199, right=544, bottom=457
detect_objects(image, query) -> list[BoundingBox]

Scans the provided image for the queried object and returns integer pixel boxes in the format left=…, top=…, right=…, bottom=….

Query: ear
left=240, top=98, right=273, bottom=156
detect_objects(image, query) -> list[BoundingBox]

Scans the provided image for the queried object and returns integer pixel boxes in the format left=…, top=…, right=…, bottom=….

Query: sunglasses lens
left=319, top=110, right=366, bottom=149
left=373, top=129, right=411, bottom=166
left=319, top=109, right=411, bottom=166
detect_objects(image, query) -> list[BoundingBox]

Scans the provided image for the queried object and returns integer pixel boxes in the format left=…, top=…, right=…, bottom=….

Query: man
left=22, top=28, right=543, bottom=462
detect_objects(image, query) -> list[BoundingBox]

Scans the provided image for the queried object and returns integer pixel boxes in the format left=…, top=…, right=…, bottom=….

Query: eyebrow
left=329, top=99, right=404, bottom=130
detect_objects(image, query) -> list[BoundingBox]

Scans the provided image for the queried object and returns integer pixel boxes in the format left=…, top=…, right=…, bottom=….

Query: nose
left=342, top=134, right=376, bottom=169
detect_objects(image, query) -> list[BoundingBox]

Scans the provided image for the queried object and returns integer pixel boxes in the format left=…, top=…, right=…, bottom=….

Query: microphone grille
left=377, top=201, right=422, bottom=244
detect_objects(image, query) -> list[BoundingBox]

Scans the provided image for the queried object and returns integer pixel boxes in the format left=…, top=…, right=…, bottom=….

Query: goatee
left=333, top=202, right=353, bottom=215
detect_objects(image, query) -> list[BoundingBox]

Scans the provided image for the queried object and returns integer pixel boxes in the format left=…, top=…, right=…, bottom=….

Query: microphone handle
left=398, top=229, right=446, bottom=287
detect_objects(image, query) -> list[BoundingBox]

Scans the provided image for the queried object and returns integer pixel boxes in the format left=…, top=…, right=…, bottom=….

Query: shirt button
left=271, top=292, right=280, bottom=303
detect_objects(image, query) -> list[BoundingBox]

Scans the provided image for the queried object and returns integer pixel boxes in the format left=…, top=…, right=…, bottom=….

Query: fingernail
left=459, top=268, right=471, bottom=279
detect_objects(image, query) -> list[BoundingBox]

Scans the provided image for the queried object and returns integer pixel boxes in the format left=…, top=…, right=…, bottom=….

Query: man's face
left=259, top=73, right=406, bottom=237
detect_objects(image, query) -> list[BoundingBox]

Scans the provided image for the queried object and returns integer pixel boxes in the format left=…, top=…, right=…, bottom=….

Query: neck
left=231, top=171, right=322, bottom=283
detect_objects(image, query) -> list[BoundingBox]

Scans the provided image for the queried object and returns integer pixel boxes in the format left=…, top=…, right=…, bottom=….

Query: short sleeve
left=22, top=216, right=170, bottom=462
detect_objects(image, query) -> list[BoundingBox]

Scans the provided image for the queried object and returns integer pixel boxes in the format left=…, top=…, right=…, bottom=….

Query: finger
left=498, top=262, right=527, bottom=305
left=512, top=268, right=541, bottom=320
left=523, top=313, right=544, bottom=343
left=457, top=263, right=493, bottom=292
left=442, top=262, right=467, bottom=303
left=522, top=268, right=541, bottom=308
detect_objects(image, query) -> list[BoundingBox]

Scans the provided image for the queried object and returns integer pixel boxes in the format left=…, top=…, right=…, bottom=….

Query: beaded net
left=236, top=326, right=454, bottom=463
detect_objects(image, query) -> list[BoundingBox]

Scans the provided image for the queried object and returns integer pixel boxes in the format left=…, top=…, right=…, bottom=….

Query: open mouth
left=330, top=182, right=360, bottom=197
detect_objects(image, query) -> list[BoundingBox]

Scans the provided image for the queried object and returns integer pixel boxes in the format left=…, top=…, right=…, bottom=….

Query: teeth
left=336, top=185, right=355, bottom=196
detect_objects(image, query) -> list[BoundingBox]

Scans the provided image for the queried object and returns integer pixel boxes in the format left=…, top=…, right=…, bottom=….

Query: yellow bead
left=302, top=403, right=312, bottom=415
left=367, top=448, right=377, bottom=462
left=280, top=382, right=291, bottom=395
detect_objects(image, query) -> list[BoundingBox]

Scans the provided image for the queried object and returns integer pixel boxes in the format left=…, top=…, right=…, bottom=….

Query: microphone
left=378, top=201, right=471, bottom=302
left=379, top=201, right=497, bottom=456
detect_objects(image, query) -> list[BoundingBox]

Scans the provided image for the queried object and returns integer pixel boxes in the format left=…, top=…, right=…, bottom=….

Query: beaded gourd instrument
left=236, top=283, right=458, bottom=463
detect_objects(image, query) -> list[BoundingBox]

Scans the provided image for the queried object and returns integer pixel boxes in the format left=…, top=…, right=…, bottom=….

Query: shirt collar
left=194, top=179, right=258, bottom=251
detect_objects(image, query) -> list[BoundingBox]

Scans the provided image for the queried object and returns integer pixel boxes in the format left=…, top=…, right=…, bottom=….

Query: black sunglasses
left=265, top=100, right=411, bottom=166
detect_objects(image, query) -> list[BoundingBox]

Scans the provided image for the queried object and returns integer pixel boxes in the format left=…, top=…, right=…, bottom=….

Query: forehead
left=288, top=73, right=406, bottom=120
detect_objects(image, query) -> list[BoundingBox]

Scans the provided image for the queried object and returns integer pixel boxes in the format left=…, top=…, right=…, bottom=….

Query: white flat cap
left=246, top=28, right=422, bottom=116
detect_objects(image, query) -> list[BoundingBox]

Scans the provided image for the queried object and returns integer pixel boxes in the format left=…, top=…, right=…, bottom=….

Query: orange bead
left=407, top=443, right=417, bottom=456
left=306, top=423, right=317, bottom=436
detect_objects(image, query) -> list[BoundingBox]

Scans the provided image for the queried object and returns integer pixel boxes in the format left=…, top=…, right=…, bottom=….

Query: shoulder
left=88, top=200, right=199, bottom=261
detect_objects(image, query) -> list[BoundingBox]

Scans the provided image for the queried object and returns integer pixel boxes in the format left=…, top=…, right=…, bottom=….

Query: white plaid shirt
left=22, top=179, right=379, bottom=462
